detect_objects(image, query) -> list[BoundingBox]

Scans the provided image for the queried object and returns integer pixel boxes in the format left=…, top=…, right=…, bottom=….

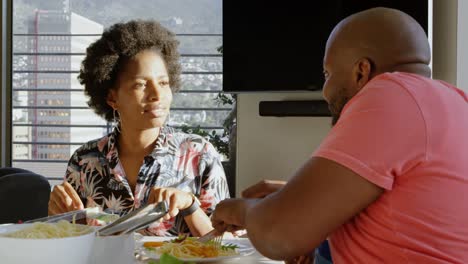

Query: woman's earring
left=113, top=109, right=121, bottom=132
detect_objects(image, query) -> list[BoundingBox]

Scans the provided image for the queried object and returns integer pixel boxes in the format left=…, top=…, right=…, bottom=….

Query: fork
left=197, top=229, right=224, bottom=249
left=211, top=232, right=224, bottom=250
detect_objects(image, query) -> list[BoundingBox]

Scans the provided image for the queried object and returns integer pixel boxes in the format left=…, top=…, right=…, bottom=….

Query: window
left=11, top=0, right=226, bottom=186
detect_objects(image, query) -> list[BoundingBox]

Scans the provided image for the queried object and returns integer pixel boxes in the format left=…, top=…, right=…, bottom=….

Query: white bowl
left=90, top=233, right=135, bottom=264
left=0, top=223, right=95, bottom=264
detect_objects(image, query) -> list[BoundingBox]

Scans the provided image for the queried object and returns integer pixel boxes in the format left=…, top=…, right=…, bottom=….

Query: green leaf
left=160, top=253, right=184, bottom=264
left=170, top=234, right=188, bottom=243
left=221, top=243, right=239, bottom=251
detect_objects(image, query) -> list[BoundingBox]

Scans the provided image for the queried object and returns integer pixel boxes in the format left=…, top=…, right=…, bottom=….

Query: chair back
left=0, top=171, right=51, bottom=224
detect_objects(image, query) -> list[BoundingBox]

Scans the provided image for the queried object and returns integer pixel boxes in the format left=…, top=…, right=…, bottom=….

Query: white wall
left=236, top=92, right=330, bottom=196
left=432, top=0, right=458, bottom=85
left=432, top=0, right=468, bottom=92
left=457, top=0, right=468, bottom=91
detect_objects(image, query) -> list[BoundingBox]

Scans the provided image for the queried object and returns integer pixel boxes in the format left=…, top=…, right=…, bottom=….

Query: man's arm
left=241, top=180, right=286, bottom=198
left=245, top=156, right=383, bottom=260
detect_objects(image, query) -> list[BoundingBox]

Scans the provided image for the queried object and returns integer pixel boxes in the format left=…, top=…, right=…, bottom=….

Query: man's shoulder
left=368, top=72, right=441, bottom=95
left=337, top=72, right=428, bottom=129
left=351, top=72, right=428, bottom=107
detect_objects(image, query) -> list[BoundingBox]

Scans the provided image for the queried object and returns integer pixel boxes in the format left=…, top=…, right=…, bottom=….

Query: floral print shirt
left=64, top=126, right=230, bottom=236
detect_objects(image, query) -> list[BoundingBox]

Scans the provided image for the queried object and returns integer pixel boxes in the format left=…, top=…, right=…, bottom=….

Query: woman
left=48, top=20, right=230, bottom=237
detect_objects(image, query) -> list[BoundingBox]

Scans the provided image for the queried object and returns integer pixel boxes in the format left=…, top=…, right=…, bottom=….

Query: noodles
left=2, top=220, right=93, bottom=239
left=144, top=238, right=239, bottom=259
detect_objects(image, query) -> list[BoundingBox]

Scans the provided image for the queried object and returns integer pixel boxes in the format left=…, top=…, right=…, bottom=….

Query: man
left=212, top=7, right=468, bottom=263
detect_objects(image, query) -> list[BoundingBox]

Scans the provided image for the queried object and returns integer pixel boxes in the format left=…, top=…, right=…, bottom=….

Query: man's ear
left=106, top=89, right=118, bottom=110
left=352, top=58, right=373, bottom=90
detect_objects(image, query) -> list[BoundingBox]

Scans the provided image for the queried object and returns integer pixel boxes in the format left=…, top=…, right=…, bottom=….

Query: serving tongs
left=97, top=200, right=169, bottom=236
left=24, top=207, right=101, bottom=223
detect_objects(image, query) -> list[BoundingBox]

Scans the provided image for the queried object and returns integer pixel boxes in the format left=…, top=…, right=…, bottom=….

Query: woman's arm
left=188, top=142, right=231, bottom=236
left=183, top=199, right=214, bottom=237
left=149, top=141, right=230, bottom=236
left=48, top=152, right=84, bottom=215
left=149, top=187, right=213, bottom=236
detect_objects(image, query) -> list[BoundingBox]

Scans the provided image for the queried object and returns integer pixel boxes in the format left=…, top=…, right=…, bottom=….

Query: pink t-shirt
left=314, top=72, right=468, bottom=263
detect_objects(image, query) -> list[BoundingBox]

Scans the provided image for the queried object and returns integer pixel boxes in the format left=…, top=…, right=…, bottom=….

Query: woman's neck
left=117, top=126, right=161, bottom=157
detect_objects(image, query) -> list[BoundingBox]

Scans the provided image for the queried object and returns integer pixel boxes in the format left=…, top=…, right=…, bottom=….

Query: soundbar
left=259, top=100, right=331, bottom=117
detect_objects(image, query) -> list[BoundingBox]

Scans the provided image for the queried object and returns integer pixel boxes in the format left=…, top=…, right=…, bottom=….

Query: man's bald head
left=322, top=7, right=431, bottom=125
left=326, top=7, right=431, bottom=76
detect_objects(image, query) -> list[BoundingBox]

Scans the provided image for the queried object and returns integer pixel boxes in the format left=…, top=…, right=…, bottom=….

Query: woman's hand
left=148, top=187, right=194, bottom=220
left=48, top=182, right=84, bottom=215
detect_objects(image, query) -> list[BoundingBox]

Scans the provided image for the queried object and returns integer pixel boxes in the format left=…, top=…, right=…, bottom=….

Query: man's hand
left=211, top=198, right=254, bottom=233
left=241, top=180, right=286, bottom=198
left=148, top=187, right=194, bottom=220
left=48, top=182, right=84, bottom=215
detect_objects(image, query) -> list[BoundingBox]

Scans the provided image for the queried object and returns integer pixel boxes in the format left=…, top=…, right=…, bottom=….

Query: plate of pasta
left=138, top=235, right=256, bottom=262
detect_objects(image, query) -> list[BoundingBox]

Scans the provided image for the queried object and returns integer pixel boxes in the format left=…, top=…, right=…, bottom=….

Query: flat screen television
left=223, top=0, right=429, bottom=92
